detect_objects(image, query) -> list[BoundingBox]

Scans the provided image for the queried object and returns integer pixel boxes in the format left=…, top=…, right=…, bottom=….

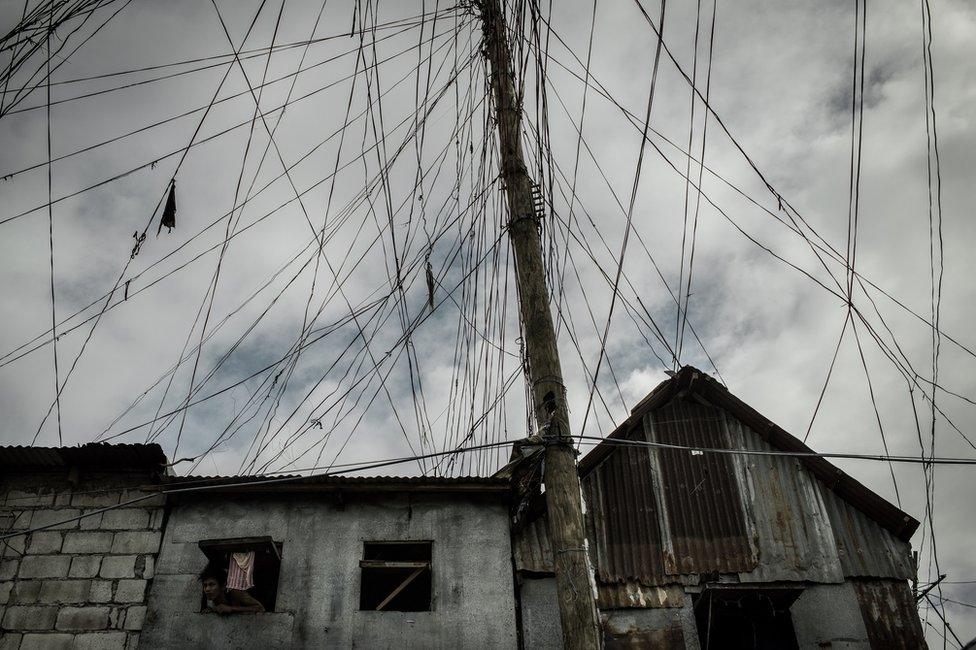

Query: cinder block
left=4, top=489, right=54, bottom=507
left=72, top=492, right=122, bottom=508
left=149, top=509, right=165, bottom=530
left=2, top=604, right=58, bottom=630
left=19, top=633, right=75, bottom=650
left=55, top=606, right=111, bottom=631
left=0, top=580, right=12, bottom=605
left=0, top=558, right=19, bottom=580
left=111, top=531, right=161, bottom=555
left=18, top=555, right=70, bottom=579
left=10, top=580, right=42, bottom=604
left=11, top=510, right=32, bottom=530
left=29, top=509, right=81, bottom=530
left=100, top=510, right=149, bottom=531
left=89, top=580, right=113, bottom=603
left=72, top=631, right=128, bottom=650
left=62, top=532, right=114, bottom=554
left=39, top=579, right=92, bottom=603
left=69, top=556, right=102, bottom=578
left=26, top=531, right=63, bottom=554
left=125, top=632, right=140, bottom=650
left=2, top=534, right=26, bottom=557
left=122, top=606, right=147, bottom=631
left=100, top=556, right=136, bottom=579
left=0, top=632, right=22, bottom=650
left=134, top=555, right=154, bottom=580
left=80, top=511, right=104, bottom=530
left=54, top=492, right=72, bottom=507
left=120, top=489, right=166, bottom=508
left=113, top=580, right=147, bottom=603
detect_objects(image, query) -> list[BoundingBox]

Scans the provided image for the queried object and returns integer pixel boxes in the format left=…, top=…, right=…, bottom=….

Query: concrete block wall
left=1, top=474, right=165, bottom=650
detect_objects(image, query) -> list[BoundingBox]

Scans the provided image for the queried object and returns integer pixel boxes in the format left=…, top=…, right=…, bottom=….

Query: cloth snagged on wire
left=157, top=181, right=177, bottom=235
left=226, top=551, right=255, bottom=591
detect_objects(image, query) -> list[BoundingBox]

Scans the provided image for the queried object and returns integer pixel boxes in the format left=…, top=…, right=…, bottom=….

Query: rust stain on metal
left=727, top=417, right=844, bottom=584
left=597, top=582, right=684, bottom=609
left=820, top=486, right=914, bottom=580
left=648, top=399, right=756, bottom=575
left=582, top=424, right=666, bottom=584
left=602, top=617, right=684, bottom=649
left=852, top=580, right=926, bottom=649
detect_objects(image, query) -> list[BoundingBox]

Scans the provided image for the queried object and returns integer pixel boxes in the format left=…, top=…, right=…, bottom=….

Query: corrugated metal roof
left=579, top=366, right=919, bottom=542
left=727, top=416, right=844, bottom=584
left=852, top=580, right=926, bottom=648
left=646, top=400, right=756, bottom=576
left=164, top=473, right=509, bottom=494
left=820, top=485, right=914, bottom=580
left=0, top=443, right=166, bottom=470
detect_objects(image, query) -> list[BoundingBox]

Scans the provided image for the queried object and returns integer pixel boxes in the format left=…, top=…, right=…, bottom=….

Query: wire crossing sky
left=1, top=0, right=975, bottom=644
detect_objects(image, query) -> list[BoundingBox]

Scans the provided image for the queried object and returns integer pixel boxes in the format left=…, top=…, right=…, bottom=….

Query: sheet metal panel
left=726, top=417, right=844, bottom=584
left=597, top=582, right=684, bottom=609
left=646, top=400, right=757, bottom=576
left=852, top=580, right=926, bottom=648
left=514, top=513, right=553, bottom=574
left=820, top=485, right=914, bottom=580
left=583, top=426, right=666, bottom=584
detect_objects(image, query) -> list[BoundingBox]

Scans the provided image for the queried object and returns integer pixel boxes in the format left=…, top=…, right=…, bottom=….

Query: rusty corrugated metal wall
left=852, top=580, right=926, bottom=649
left=583, top=428, right=665, bottom=584
left=726, top=417, right=845, bottom=584
left=514, top=394, right=915, bottom=597
left=820, top=485, right=914, bottom=580
left=645, top=400, right=757, bottom=576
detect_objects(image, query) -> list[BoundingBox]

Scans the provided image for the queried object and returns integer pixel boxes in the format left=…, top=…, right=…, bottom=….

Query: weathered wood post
left=479, top=1, right=602, bottom=647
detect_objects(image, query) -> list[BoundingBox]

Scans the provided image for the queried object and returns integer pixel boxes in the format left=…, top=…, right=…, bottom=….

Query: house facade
left=140, top=476, right=518, bottom=648
left=1, top=367, right=925, bottom=649
left=511, top=367, right=924, bottom=648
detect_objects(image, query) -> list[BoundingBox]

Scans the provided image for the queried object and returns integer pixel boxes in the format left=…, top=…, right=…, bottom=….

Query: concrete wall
left=791, top=582, right=871, bottom=649
left=141, top=492, right=518, bottom=649
left=1, top=471, right=165, bottom=650
left=518, top=577, right=561, bottom=650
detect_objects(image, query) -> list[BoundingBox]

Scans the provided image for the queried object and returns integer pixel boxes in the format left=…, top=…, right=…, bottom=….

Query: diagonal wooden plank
left=375, top=568, right=425, bottom=611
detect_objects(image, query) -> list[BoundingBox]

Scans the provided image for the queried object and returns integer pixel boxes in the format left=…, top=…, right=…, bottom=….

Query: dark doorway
left=694, top=587, right=801, bottom=649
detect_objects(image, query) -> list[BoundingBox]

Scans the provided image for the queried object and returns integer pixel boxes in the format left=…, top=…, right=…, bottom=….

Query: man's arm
left=214, top=589, right=265, bottom=614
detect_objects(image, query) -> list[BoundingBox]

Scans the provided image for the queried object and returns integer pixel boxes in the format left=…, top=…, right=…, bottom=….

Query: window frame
left=359, top=540, right=433, bottom=612
left=198, top=536, right=283, bottom=613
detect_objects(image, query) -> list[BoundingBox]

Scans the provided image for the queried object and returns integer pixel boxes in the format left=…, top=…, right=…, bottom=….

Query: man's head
left=199, top=565, right=226, bottom=601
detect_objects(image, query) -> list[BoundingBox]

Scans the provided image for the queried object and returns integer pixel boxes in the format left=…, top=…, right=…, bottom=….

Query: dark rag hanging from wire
left=158, top=181, right=177, bottom=235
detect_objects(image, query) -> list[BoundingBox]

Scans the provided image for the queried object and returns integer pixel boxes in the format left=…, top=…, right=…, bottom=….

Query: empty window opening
left=359, top=541, right=432, bottom=611
left=198, top=536, right=283, bottom=613
left=694, top=587, right=800, bottom=650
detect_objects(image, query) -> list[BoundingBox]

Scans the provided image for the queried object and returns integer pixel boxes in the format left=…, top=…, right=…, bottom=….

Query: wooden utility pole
left=479, top=1, right=602, bottom=647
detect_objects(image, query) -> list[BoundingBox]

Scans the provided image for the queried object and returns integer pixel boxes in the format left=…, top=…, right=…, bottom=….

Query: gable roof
left=578, top=366, right=919, bottom=542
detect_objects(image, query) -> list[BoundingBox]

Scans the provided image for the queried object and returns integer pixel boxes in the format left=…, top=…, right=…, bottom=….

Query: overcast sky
left=1, top=0, right=974, bottom=643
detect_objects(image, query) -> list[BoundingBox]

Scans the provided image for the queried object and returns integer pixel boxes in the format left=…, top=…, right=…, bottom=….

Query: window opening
left=693, top=587, right=801, bottom=650
left=359, top=541, right=432, bottom=611
left=198, top=536, right=282, bottom=613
